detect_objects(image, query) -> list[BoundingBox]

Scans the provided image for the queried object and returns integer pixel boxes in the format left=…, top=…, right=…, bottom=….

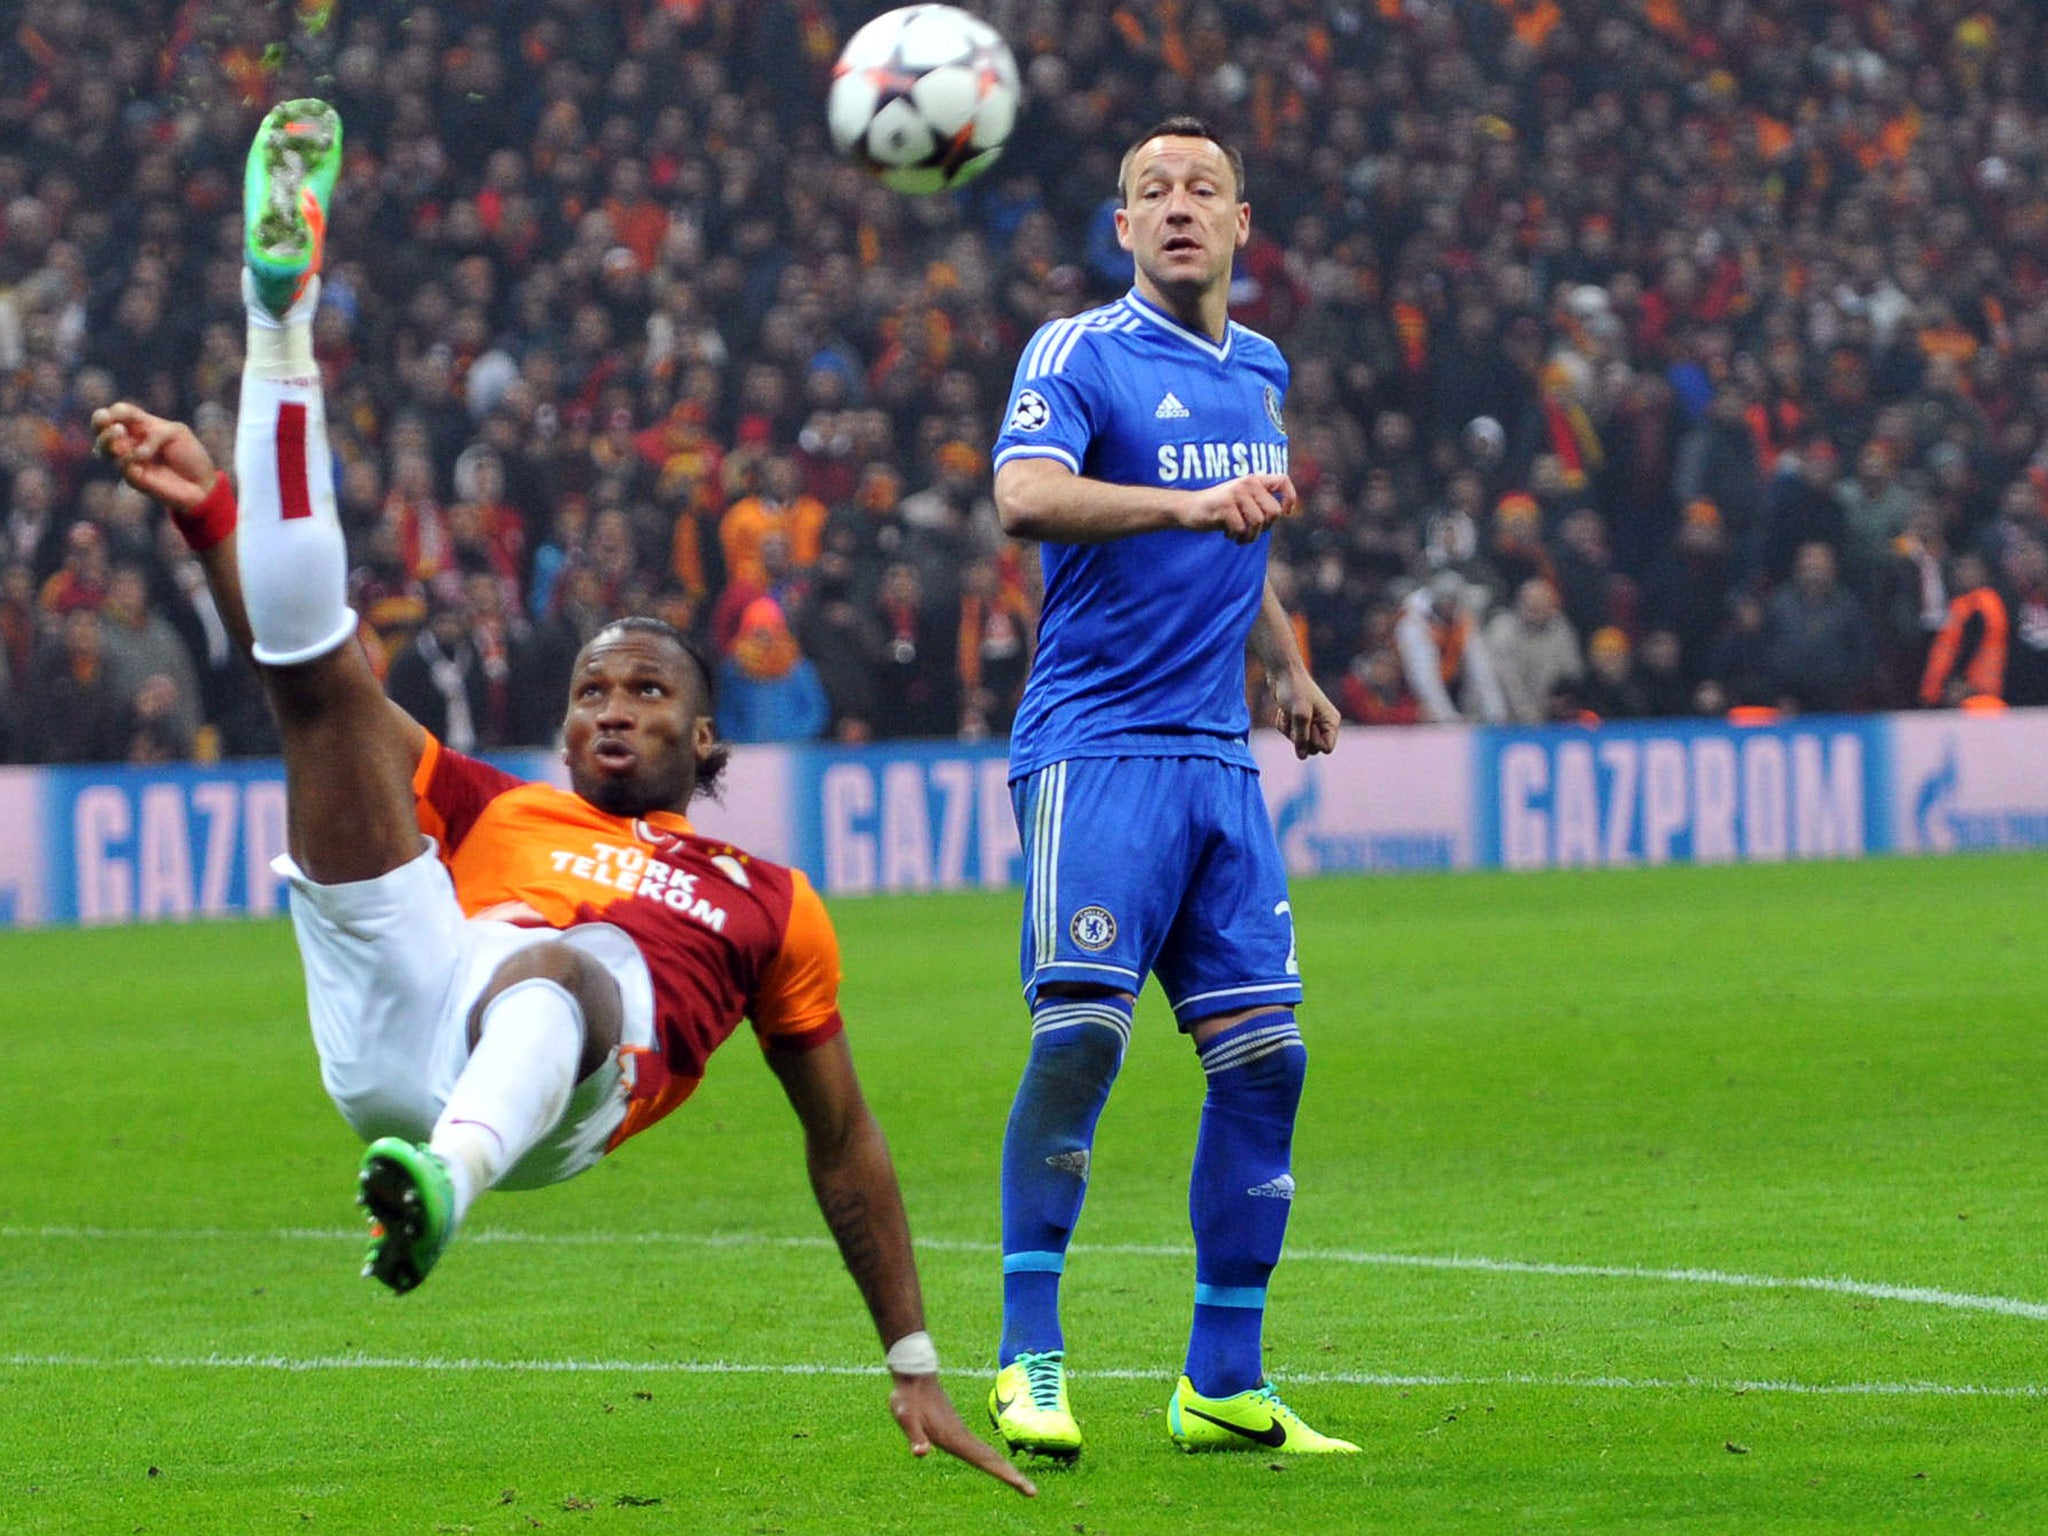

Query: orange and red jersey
left=413, top=734, right=844, bottom=1150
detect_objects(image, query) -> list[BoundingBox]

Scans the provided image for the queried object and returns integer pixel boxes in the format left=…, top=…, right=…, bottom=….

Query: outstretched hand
left=91, top=402, right=218, bottom=513
left=888, top=1372, right=1037, bottom=1497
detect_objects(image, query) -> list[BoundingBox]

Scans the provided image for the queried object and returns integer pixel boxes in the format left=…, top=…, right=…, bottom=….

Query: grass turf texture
left=2, top=854, right=2044, bottom=1533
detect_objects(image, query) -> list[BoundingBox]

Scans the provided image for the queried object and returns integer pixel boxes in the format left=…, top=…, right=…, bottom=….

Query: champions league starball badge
left=1008, top=388, right=1051, bottom=432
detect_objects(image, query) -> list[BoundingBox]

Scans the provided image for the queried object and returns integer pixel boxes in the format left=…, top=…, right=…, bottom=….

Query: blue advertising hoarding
left=11, top=711, right=2048, bottom=928
left=23, top=751, right=563, bottom=927
left=1476, top=716, right=1892, bottom=870
left=790, top=740, right=1023, bottom=896
left=49, top=760, right=293, bottom=923
left=0, top=767, right=47, bottom=925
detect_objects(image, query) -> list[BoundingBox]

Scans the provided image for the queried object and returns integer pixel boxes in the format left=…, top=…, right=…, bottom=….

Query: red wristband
left=171, top=472, right=237, bottom=553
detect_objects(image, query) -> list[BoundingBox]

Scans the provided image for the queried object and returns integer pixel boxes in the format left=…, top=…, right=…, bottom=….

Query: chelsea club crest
left=1069, top=906, right=1117, bottom=951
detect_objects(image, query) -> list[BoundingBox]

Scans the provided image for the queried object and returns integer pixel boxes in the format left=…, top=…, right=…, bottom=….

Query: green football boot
left=356, top=1137, right=455, bottom=1295
left=243, top=98, right=342, bottom=318
left=988, top=1348, right=1083, bottom=1461
left=1167, top=1376, right=1361, bottom=1454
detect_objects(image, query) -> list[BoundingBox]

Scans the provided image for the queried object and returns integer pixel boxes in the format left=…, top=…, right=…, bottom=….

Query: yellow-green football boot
left=1167, top=1376, right=1360, bottom=1453
left=988, top=1349, right=1083, bottom=1461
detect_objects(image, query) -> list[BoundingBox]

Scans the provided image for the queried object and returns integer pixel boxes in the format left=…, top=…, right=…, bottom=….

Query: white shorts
left=277, top=840, right=657, bottom=1190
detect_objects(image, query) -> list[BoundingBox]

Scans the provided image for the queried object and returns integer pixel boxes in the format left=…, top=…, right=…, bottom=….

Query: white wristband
left=884, top=1330, right=940, bottom=1376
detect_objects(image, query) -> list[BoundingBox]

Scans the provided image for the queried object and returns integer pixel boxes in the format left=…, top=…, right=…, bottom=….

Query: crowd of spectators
left=4, top=0, right=2048, bottom=764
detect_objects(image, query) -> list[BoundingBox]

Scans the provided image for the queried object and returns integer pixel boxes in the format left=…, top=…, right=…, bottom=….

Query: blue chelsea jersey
left=993, top=289, right=1290, bottom=779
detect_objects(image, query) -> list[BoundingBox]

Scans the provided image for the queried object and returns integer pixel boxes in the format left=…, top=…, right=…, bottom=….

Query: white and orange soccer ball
left=827, top=4, right=1020, bottom=195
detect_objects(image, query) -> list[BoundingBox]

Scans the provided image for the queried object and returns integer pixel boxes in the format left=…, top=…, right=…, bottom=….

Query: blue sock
left=1185, top=1010, right=1306, bottom=1398
left=998, top=994, right=1131, bottom=1365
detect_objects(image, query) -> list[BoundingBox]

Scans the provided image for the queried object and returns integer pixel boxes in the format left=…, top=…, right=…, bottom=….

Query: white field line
left=9, top=1224, right=2048, bottom=1323
left=0, top=1352, right=2040, bottom=1400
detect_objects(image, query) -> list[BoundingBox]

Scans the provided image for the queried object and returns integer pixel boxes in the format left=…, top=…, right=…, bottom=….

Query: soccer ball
left=827, top=5, right=1020, bottom=195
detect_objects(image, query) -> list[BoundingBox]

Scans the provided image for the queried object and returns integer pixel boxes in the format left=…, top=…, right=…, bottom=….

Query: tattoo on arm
left=822, top=1189, right=882, bottom=1289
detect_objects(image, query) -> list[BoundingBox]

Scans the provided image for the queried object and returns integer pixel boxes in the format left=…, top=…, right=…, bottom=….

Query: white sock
left=236, top=272, right=357, bottom=665
left=245, top=270, right=319, bottom=376
left=429, top=978, right=584, bottom=1225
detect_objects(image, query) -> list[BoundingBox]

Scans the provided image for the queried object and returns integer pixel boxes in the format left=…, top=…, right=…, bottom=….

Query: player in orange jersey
left=83, top=100, right=1031, bottom=1499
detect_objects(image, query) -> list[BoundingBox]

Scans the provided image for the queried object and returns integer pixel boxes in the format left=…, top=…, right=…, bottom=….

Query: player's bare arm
left=91, top=400, right=429, bottom=772
left=996, top=456, right=1295, bottom=546
left=1251, top=577, right=1338, bottom=758
left=767, top=1035, right=1037, bottom=1497
left=93, top=404, right=253, bottom=648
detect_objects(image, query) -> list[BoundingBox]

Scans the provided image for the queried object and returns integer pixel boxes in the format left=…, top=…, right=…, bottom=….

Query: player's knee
left=1226, top=1040, right=1305, bottom=1108
left=470, top=941, right=622, bottom=1080
left=1267, top=1034, right=1307, bottom=1094
left=1200, top=1010, right=1307, bottom=1096
left=1033, top=1025, right=1121, bottom=1096
left=1031, top=985, right=1131, bottom=1081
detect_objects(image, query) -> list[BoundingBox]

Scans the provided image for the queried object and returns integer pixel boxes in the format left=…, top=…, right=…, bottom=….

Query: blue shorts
left=1011, top=756, right=1303, bottom=1026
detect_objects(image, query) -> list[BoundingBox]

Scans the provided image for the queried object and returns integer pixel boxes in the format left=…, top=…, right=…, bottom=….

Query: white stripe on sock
left=1199, top=1021, right=1303, bottom=1076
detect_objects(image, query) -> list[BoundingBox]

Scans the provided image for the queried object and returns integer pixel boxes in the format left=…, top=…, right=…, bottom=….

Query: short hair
left=590, top=615, right=715, bottom=704
left=1117, top=116, right=1246, bottom=206
left=581, top=616, right=731, bottom=800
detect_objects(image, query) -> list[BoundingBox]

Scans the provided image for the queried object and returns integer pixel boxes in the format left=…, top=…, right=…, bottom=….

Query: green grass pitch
left=3, top=854, right=2045, bottom=1533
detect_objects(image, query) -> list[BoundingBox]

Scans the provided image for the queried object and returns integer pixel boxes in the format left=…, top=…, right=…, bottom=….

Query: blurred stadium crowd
left=2, top=0, right=2046, bottom=764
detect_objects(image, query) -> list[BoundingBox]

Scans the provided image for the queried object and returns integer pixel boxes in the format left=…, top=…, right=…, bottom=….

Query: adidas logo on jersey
left=1155, top=391, right=1190, bottom=420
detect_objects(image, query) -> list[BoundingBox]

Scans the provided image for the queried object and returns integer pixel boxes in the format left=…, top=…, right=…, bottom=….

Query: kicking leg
left=96, top=102, right=411, bottom=876
left=232, top=100, right=423, bottom=884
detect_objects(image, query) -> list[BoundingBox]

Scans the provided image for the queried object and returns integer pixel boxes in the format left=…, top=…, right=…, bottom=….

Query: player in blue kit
left=985, top=117, right=1355, bottom=1459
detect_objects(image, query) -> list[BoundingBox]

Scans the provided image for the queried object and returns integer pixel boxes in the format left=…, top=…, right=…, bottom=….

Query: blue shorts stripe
left=1003, top=1251, right=1067, bottom=1275
left=1029, top=763, right=1065, bottom=973
left=1025, top=767, right=1045, bottom=969
left=1048, top=762, right=1067, bottom=962
left=1193, top=1283, right=1267, bottom=1309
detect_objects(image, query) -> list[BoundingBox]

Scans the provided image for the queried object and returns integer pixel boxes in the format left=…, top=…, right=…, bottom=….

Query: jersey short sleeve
left=992, top=318, right=1105, bottom=477
left=413, top=733, right=525, bottom=854
left=749, top=868, right=845, bottom=1053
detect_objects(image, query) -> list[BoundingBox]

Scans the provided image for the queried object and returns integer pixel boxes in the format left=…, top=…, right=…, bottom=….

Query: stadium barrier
left=3, top=709, right=2045, bottom=926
